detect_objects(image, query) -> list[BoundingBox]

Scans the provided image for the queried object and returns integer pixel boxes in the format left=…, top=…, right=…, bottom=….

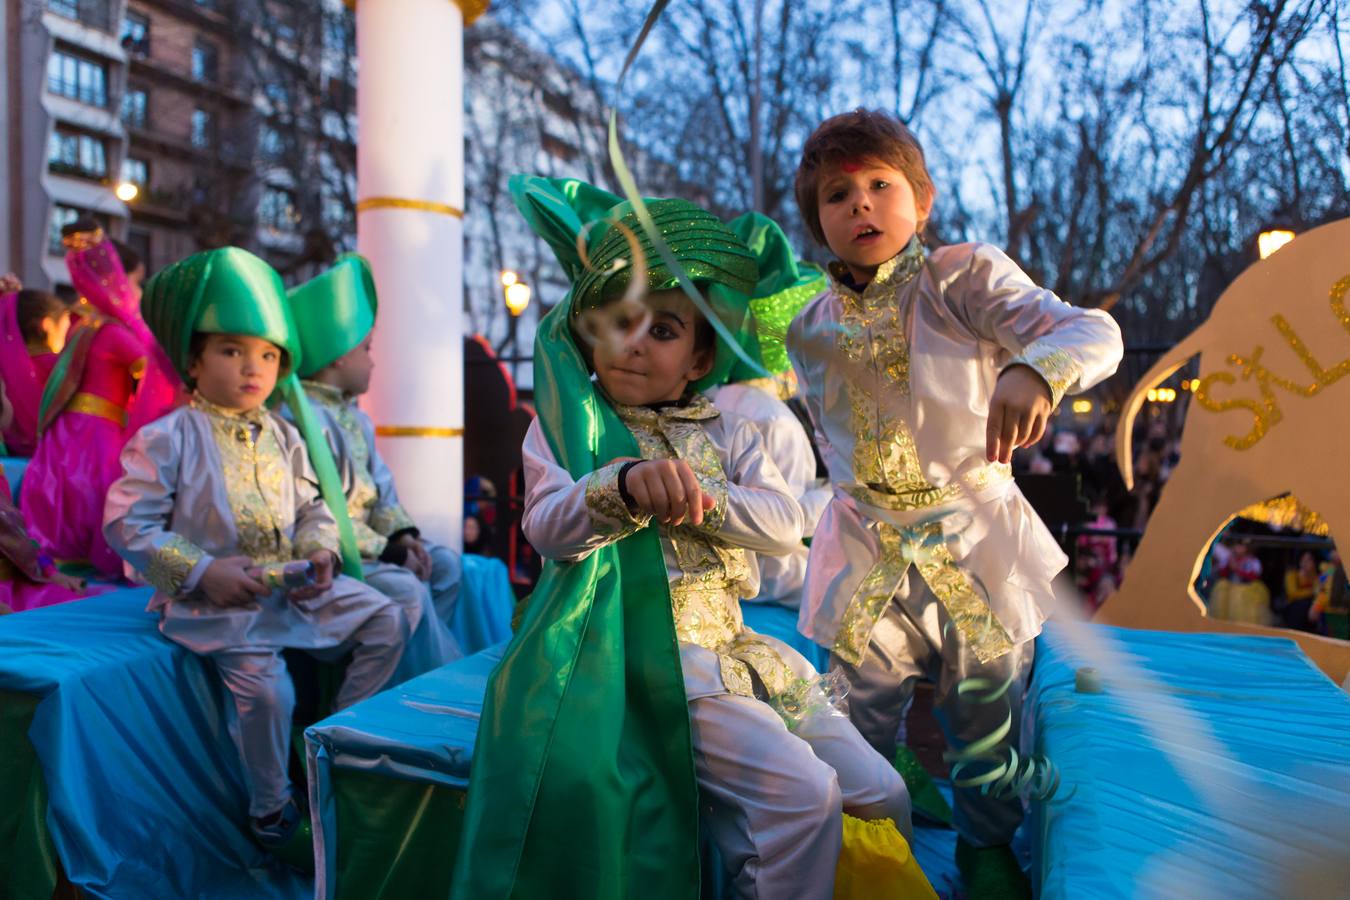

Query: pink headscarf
left=62, top=227, right=143, bottom=328
left=0, top=291, right=44, bottom=454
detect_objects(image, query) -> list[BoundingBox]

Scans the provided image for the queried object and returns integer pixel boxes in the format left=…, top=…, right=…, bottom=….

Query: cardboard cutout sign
left=1095, top=217, right=1350, bottom=684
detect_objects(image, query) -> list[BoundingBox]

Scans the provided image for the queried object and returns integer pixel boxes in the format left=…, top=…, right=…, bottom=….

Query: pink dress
left=0, top=292, right=58, bottom=457
left=20, top=319, right=147, bottom=576
left=18, top=227, right=182, bottom=578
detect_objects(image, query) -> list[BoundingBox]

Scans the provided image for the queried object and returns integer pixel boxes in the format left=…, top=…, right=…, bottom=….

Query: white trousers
left=684, top=639, right=911, bottom=900
left=831, top=567, right=1034, bottom=847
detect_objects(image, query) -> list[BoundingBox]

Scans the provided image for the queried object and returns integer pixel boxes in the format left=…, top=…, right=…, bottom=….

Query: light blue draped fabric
left=1028, top=624, right=1350, bottom=899
left=449, top=554, right=515, bottom=655
left=0, top=589, right=310, bottom=899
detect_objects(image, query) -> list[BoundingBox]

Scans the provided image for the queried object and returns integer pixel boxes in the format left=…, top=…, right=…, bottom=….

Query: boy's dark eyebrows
left=652, top=309, right=687, bottom=328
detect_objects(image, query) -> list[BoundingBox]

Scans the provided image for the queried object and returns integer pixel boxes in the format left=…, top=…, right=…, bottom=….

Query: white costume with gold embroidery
left=788, top=240, right=1122, bottom=845
left=521, top=394, right=909, bottom=899
left=103, top=398, right=410, bottom=818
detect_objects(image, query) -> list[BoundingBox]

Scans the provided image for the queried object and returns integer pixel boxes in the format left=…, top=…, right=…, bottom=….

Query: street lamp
left=115, top=181, right=139, bottom=203
left=500, top=270, right=532, bottom=381
left=1257, top=228, right=1295, bottom=260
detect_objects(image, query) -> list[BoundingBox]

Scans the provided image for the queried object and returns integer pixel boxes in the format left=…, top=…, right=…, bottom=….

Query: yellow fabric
left=1210, top=580, right=1271, bottom=625
left=834, top=814, right=937, bottom=900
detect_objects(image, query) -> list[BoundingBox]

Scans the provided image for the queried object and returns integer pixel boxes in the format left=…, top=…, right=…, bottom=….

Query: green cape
left=451, top=175, right=764, bottom=899
left=140, top=248, right=365, bottom=579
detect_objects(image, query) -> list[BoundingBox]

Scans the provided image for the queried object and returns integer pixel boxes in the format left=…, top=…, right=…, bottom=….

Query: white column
left=356, top=0, right=481, bottom=547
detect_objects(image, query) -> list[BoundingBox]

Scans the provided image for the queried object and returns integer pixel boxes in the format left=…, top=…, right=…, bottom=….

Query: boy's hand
left=396, top=534, right=433, bottom=581
left=199, top=556, right=267, bottom=608
left=625, top=459, right=716, bottom=527
left=986, top=365, right=1054, bottom=465
left=289, top=550, right=338, bottom=601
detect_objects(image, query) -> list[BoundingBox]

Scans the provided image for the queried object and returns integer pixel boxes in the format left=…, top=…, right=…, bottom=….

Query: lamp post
left=501, top=269, right=531, bottom=381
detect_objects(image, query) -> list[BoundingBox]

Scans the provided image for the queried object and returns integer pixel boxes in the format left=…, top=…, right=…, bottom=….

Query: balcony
left=47, top=0, right=113, bottom=33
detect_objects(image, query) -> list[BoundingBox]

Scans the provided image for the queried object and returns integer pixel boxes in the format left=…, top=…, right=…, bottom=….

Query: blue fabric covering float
left=0, top=589, right=310, bottom=899
left=741, top=600, right=829, bottom=673
left=450, top=553, right=515, bottom=656
left=306, top=642, right=505, bottom=897
left=1028, top=623, right=1350, bottom=899
left=2, top=456, right=27, bottom=497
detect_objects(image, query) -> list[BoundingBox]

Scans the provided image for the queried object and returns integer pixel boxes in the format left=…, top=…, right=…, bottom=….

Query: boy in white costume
left=103, top=248, right=410, bottom=870
left=787, top=109, right=1123, bottom=896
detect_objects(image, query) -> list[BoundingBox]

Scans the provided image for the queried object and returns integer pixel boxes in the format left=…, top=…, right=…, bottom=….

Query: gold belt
left=67, top=392, right=127, bottom=426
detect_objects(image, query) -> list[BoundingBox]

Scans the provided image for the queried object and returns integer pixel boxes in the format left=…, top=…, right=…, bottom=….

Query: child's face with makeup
left=588, top=289, right=714, bottom=406
left=815, top=158, right=931, bottom=284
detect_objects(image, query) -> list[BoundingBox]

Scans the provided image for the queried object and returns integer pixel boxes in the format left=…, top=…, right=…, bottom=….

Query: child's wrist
left=616, top=460, right=643, bottom=513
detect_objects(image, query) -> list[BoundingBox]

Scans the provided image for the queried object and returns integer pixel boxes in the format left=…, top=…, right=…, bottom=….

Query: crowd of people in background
left=1014, top=411, right=1347, bottom=633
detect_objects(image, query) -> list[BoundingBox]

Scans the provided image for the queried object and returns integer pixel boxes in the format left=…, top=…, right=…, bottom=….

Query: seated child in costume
left=707, top=214, right=831, bottom=610
left=787, top=109, right=1123, bottom=897
left=1, top=284, right=71, bottom=456
left=281, top=255, right=462, bottom=672
left=455, top=177, right=921, bottom=900
left=103, top=248, right=410, bottom=870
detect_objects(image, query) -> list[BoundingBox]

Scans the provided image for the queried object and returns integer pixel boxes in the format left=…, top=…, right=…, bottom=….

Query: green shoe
left=251, top=799, right=315, bottom=874
left=892, top=746, right=953, bottom=827
left=955, top=837, right=1031, bottom=900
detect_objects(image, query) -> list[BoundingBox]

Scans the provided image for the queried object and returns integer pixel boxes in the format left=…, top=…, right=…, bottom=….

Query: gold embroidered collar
left=301, top=379, right=349, bottom=407
left=190, top=392, right=269, bottom=427
left=611, top=392, right=721, bottom=428
left=828, top=237, right=927, bottom=307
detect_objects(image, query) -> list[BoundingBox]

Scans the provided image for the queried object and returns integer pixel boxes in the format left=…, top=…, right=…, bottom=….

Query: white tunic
left=706, top=381, right=830, bottom=608
left=787, top=241, right=1123, bottom=663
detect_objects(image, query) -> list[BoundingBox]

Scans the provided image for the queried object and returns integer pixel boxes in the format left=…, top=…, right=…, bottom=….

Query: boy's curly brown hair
left=794, top=109, right=935, bottom=247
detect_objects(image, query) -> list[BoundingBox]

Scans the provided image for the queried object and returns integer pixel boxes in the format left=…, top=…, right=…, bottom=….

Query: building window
left=122, top=86, right=148, bottom=128
left=48, top=205, right=88, bottom=255
left=48, top=0, right=112, bottom=32
left=47, top=47, right=108, bottom=108
left=259, top=124, right=286, bottom=161
left=190, top=108, right=213, bottom=148
left=260, top=186, right=298, bottom=232
left=191, top=39, right=219, bottom=83
left=121, top=156, right=149, bottom=188
left=48, top=128, right=108, bottom=179
left=120, top=10, right=150, bottom=56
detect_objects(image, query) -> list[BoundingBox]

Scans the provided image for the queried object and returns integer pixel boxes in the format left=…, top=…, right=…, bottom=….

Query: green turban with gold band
left=287, top=253, right=378, bottom=379
left=140, top=247, right=364, bottom=580
left=727, top=213, right=829, bottom=383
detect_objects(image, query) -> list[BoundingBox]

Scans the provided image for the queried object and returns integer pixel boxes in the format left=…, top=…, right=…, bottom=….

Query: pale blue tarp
left=450, top=553, right=515, bottom=655
left=1028, top=624, right=1350, bottom=899
left=0, top=553, right=515, bottom=899
left=0, top=589, right=310, bottom=899
left=306, top=642, right=505, bottom=898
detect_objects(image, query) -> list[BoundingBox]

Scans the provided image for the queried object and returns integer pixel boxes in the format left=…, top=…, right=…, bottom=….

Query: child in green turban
left=103, top=247, right=411, bottom=872
left=282, top=253, right=465, bottom=677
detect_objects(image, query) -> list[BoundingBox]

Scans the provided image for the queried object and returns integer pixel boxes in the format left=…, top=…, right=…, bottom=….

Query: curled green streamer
left=606, top=0, right=770, bottom=383
left=944, top=674, right=1071, bottom=803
